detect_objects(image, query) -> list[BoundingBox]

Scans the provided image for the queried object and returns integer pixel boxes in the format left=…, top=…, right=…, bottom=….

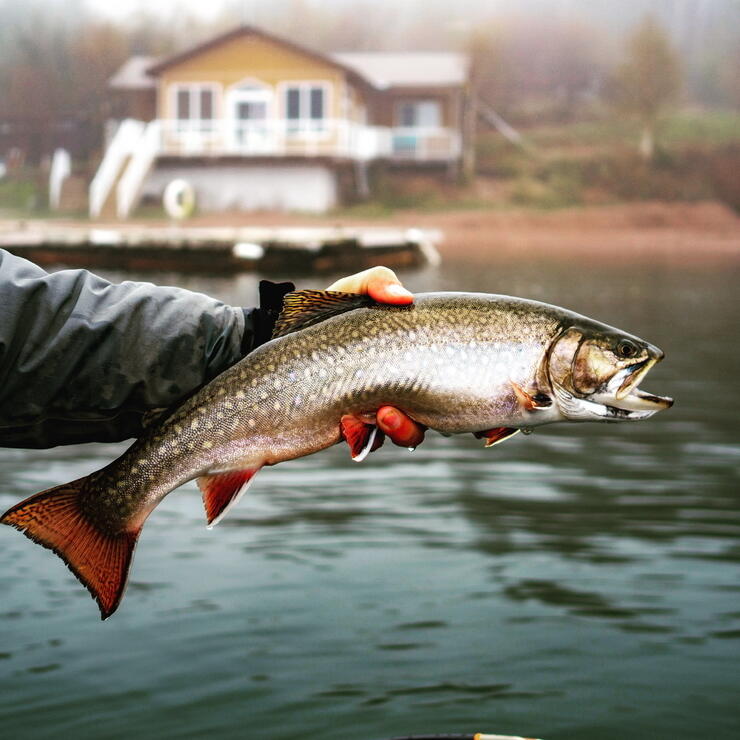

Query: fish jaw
left=581, top=354, right=673, bottom=421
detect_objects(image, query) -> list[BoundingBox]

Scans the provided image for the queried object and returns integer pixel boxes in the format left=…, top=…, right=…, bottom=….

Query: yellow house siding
left=157, top=35, right=347, bottom=120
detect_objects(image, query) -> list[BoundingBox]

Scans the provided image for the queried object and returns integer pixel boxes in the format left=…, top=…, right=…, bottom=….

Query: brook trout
left=1, top=290, right=673, bottom=618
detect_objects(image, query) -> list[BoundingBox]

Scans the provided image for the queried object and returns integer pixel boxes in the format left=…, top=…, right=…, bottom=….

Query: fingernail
left=379, top=409, right=401, bottom=431
left=386, top=284, right=413, bottom=298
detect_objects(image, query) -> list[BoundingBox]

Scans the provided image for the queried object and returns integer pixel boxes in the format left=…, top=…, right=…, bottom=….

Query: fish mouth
left=594, top=356, right=673, bottom=420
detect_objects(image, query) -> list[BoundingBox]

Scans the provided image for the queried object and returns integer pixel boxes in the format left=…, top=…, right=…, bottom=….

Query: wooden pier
left=0, top=221, right=441, bottom=274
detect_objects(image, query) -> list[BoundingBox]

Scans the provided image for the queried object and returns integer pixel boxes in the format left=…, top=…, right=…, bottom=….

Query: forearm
left=0, top=250, right=289, bottom=448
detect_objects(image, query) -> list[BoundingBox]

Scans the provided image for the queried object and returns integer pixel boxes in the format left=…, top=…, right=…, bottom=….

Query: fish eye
left=616, top=339, right=639, bottom=359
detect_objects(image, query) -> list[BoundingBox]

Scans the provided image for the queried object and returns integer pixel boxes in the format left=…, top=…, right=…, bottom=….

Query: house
left=95, top=25, right=471, bottom=217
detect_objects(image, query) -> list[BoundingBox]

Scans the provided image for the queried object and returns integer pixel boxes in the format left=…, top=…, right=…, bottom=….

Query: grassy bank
left=473, top=110, right=740, bottom=211
left=2, top=110, right=739, bottom=220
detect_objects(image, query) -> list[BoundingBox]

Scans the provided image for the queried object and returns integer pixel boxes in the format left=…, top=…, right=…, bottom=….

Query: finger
left=327, top=266, right=413, bottom=305
left=366, top=267, right=414, bottom=305
left=376, top=406, right=426, bottom=449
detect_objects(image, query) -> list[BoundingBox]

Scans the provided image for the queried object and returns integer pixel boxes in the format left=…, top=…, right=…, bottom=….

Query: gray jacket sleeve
left=0, top=249, right=270, bottom=448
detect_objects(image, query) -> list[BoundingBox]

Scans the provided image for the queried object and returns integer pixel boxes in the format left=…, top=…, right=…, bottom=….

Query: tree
left=609, top=15, right=682, bottom=160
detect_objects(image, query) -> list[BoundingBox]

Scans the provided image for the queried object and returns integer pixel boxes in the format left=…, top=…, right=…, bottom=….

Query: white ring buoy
left=163, top=179, right=195, bottom=219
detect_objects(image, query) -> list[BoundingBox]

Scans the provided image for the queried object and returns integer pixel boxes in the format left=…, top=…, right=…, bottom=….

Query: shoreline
left=2, top=201, right=738, bottom=268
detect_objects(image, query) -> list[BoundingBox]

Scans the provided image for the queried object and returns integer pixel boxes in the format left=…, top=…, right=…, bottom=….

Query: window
left=286, top=88, right=301, bottom=120
left=396, top=100, right=441, bottom=128
left=173, top=85, right=216, bottom=121
left=310, top=88, right=324, bottom=120
left=283, top=83, right=327, bottom=129
left=200, top=89, right=213, bottom=119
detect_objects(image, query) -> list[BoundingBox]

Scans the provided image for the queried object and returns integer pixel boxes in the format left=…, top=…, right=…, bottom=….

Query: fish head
left=545, top=323, right=673, bottom=422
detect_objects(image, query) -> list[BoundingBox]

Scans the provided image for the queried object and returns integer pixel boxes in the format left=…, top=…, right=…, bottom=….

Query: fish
left=1, top=290, right=673, bottom=618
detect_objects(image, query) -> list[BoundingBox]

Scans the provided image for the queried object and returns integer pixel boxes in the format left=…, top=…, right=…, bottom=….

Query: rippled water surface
left=1, top=247, right=738, bottom=740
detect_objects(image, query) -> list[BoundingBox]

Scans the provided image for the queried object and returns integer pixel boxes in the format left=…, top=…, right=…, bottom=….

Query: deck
left=0, top=221, right=442, bottom=274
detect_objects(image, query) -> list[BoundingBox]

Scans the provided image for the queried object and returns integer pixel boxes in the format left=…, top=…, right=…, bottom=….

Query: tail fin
left=1, top=479, right=142, bottom=620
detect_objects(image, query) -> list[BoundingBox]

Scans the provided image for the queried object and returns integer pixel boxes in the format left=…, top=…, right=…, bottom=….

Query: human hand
left=327, top=267, right=426, bottom=450
left=326, top=265, right=414, bottom=305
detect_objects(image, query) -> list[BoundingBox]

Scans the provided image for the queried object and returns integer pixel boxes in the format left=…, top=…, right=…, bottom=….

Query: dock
left=0, top=220, right=441, bottom=274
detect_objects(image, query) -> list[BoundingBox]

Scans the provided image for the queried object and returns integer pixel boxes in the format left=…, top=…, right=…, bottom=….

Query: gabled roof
left=333, top=52, right=468, bottom=89
left=109, top=55, right=159, bottom=90
left=145, top=25, right=371, bottom=89
left=109, top=27, right=470, bottom=93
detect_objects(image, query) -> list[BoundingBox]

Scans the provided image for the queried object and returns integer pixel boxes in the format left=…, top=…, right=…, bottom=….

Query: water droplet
left=407, top=446, right=416, bottom=452
left=521, top=426, right=534, bottom=435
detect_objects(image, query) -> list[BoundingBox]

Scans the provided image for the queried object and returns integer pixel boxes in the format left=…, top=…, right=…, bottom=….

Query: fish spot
left=273, top=380, right=282, bottom=390
left=224, top=401, right=234, bottom=410
left=267, top=364, right=275, bottom=371
left=260, top=392, right=268, bottom=401
left=203, top=441, right=213, bottom=449
left=274, top=401, right=281, bottom=411
left=248, top=419, right=256, bottom=428
left=131, top=466, right=139, bottom=475
left=190, top=420, right=199, bottom=430
left=236, top=390, right=246, bottom=399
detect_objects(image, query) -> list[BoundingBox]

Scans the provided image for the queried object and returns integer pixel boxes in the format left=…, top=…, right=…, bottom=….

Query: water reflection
left=1, top=252, right=739, bottom=739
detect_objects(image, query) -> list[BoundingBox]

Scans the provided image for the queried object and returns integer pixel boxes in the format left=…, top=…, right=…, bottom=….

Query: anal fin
left=341, top=415, right=384, bottom=461
left=198, top=468, right=261, bottom=528
left=474, top=427, right=520, bottom=448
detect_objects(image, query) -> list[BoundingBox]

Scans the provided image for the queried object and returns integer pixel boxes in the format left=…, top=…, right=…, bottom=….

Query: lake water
left=1, top=246, right=738, bottom=740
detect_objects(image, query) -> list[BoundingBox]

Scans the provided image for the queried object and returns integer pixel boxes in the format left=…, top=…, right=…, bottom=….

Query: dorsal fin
left=272, top=290, right=374, bottom=339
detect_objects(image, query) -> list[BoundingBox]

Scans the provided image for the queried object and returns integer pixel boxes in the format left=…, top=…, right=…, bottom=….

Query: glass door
left=228, top=82, right=273, bottom=153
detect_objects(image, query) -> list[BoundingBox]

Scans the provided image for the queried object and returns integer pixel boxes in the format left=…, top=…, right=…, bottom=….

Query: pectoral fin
left=198, top=467, right=261, bottom=528
left=474, top=427, right=520, bottom=448
left=511, top=381, right=552, bottom=411
left=341, top=415, right=384, bottom=461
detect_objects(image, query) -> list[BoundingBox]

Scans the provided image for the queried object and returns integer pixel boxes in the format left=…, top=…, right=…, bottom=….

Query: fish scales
left=1, top=291, right=673, bottom=618
left=102, top=297, right=544, bottom=534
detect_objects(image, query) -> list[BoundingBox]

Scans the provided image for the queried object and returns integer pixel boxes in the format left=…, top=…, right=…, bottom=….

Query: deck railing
left=153, top=119, right=459, bottom=162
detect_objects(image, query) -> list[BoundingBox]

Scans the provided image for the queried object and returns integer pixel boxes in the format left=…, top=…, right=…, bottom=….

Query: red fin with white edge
left=198, top=468, right=261, bottom=528
left=474, top=427, right=520, bottom=448
left=511, top=381, right=551, bottom=411
left=1, top=479, right=142, bottom=620
left=340, top=415, right=384, bottom=462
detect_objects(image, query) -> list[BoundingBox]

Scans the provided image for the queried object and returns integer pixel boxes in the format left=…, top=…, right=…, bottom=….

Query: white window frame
left=277, top=80, right=332, bottom=138
left=394, top=99, right=443, bottom=129
left=170, top=82, right=221, bottom=124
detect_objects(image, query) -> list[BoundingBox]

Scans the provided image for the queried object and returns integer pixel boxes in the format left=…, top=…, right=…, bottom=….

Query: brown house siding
left=367, top=87, right=458, bottom=128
